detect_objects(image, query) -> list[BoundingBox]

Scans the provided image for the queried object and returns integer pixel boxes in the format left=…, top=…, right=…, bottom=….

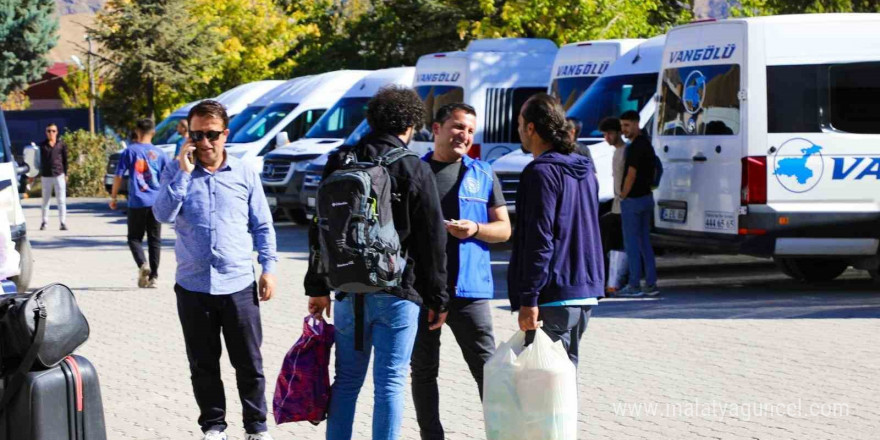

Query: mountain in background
left=55, top=0, right=105, bottom=15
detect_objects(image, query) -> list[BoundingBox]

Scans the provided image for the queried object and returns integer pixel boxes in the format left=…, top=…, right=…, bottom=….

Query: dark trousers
left=526, top=305, right=593, bottom=366
left=411, top=298, right=496, bottom=440
left=127, top=207, right=161, bottom=276
left=175, top=283, right=267, bottom=434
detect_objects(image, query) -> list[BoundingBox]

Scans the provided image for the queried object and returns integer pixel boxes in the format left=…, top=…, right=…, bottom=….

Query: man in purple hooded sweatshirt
left=508, top=93, right=605, bottom=366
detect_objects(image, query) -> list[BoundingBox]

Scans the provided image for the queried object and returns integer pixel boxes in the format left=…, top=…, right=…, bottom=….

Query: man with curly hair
left=305, top=85, right=449, bottom=440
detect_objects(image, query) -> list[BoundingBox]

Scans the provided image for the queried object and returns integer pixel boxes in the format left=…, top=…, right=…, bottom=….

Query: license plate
left=307, top=197, right=315, bottom=208
left=266, top=196, right=277, bottom=208
left=661, top=207, right=687, bottom=223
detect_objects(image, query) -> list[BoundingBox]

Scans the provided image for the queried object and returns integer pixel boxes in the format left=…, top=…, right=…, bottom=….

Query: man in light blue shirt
left=153, top=100, right=277, bottom=440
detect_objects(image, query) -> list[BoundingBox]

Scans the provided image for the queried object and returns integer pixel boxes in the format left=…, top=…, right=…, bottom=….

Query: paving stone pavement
left=25, top=199, right=880, bottom=440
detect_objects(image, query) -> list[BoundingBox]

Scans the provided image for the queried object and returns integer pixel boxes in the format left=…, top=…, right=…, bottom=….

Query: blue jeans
left=621, top=194, right=658, bottom=288
left=326, top=294, right=420, bottom=440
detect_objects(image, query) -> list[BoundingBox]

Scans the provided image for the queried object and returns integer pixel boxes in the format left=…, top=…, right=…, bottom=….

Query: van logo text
left=669, top=44, right=736, bottom=64
left=416, top=72, right=461, bottom=83
left=832, top=157, right=880, bottom=180
left=555, top=61, right=609, bottom=77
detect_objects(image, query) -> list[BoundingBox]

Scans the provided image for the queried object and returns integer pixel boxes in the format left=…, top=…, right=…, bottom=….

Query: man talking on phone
left=153, top=100, right=277, bottom=440
left=411, top=103, right=510, bottom=440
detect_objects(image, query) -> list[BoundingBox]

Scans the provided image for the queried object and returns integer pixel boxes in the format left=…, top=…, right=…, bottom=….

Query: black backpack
left=314, top=147, right=417, bottom=293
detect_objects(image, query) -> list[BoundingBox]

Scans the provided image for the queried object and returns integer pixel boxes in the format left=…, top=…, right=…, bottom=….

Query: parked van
left=227, top=78, right=310, bottom=139
left=412, top=38, right=557, bottom=161
left=261, top=67, right=414, bottom=222
left=493, top=37, right=660, bottom=214
left=225, top=71, right=370, bottom=173
left=152, top=80, right=284, bottom=157
left=651, top=14, right=880, bottom=282
left=0, top=109, right=33, bottom=291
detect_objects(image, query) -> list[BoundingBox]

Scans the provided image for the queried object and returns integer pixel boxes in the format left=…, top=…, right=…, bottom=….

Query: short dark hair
left=434, top=103, right=477, bottom=125
left=599, top=117, right=621, bottom=132
left=46, top=123, right=57, bottom=129
left=135, top=118, right=155, bottom=133
left=620, top=110, right=640, bottom=122
left=188, top=100, right=229, bottom=129
left=366, top=85, right=425, bottom=136
left=521, top=93, right=575, bottom=154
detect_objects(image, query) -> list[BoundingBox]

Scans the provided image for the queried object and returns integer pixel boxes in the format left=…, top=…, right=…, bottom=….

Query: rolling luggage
left=0, top=355, right=107, bottom=440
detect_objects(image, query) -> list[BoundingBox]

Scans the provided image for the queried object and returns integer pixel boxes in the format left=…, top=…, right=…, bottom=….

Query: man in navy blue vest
left=411, top=103, right=511, bottom=440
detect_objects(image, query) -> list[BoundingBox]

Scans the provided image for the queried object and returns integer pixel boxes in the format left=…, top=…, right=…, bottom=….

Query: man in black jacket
left=39, top=123, right=69, bottom=231
left=305, top=85, right=449, bottom=440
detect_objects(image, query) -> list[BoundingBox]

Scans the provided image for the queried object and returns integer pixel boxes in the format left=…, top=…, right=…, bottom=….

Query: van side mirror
left=23, top=143, right=39, bottom=178
left=275, top=132, right=290, bottom=149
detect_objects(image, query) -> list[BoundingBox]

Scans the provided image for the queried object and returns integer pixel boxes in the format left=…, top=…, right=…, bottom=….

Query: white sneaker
left=202, top=430, right=227, bottom=440
left=245, top=432, right=274, bottom=440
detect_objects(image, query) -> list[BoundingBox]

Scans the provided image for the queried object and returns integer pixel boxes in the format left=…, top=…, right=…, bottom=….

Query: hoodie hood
left=533, top=150, right=593, bottom=180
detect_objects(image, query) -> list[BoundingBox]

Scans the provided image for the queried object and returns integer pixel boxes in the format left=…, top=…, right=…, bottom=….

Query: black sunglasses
left=189, top=130, right=223, bottom=142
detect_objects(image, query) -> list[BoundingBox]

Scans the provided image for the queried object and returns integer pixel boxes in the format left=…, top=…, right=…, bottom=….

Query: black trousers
left=175, top=283, right=267, bottom=434
left=411, top=298, right=496, bottom=440
left=127, top=207, right=161, bottom=276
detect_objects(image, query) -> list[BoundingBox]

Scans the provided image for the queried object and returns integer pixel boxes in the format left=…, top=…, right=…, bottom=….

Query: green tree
left=59, top=64, right=106, bottom=109
left=464, top=0, right=690, bottom=45
left=90, top=0, right=219, bottom=127
left=731, top=0, right=880, bottom=16
left=187, top=0, right=320, bottom=98
left=0, top=0, right=59, bottom=99
left=280, top=0, right=487, bottom=75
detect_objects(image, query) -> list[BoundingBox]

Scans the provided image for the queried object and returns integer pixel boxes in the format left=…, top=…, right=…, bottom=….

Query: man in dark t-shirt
left=618, top=110, right=659, bottom=297
left=411, top=103, right=511, bottom=440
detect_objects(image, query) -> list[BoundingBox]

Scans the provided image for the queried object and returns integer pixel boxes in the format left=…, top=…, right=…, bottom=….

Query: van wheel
left=774, top=257, right=848, bottom=282
left=10, top=237, right=33, bottom=293
left=283, top=208, right=309, bottom=225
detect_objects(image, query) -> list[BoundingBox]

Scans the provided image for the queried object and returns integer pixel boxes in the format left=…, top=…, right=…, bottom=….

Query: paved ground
left=25, top=198, right=880, bottom=440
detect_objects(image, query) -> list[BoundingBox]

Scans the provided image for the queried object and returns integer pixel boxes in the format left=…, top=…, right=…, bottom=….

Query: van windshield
left=231, top=103, right=297, bottom=143
left=227, top=106, right=265, bottom=139
left=551, top=76, right=599, bottom=111
left=567, top=73, right=658, bottom=138
left=305, top=97, right=370, bottom=139
left=153, top=116, right=186, bottom=145
left=413, top=85, right=465, bottom=142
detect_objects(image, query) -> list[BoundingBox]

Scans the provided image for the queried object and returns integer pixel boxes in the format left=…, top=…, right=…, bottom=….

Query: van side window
left=658, top=64, right=741, bottom=136
left=414, top=85, right=465, bottom=142
left=829, top=62, right=880, bottom=134
left=484, top=87, right=545, bottom=144
left=767, top=65, right=823, bottom=133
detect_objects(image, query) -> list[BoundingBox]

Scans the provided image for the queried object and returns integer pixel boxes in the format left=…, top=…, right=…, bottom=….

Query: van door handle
left=692, top=155, right=707, bottom=162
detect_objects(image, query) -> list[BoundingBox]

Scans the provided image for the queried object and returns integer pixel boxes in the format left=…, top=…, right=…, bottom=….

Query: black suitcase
left=0, top=355, right=107, bottom=440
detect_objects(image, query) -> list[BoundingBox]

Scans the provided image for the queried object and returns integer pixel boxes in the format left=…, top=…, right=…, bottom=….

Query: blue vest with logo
left=423, top=153, right=495, bottom=299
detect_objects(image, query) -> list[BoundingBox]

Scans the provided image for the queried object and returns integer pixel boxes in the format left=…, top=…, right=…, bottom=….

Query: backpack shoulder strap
left=375, top=147, right=418, bottom=166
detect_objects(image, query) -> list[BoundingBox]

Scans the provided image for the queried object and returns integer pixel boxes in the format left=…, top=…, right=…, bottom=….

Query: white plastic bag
left=607, top=250, right=628, bottom=290
left=483, top=330, right=578, bottom=440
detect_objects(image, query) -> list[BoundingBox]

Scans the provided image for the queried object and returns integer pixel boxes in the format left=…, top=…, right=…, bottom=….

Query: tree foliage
left=0, top=0, right=58, bottom=99
left=59, top=65, right=106, bottom=109
left=187, top=0, right=319, bottom=98
left=90, top=0, right=219, bottom=127
left=731, top=0, right=880, bottom=16
left=464, top=0, right=691, bottom=44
